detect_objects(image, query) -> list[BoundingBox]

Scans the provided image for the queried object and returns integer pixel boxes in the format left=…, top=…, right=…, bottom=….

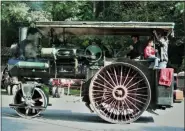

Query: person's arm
left=166, top=30, right=172, bottom=37
left=153, top=30, right=163, bottom=46
left=151, top=47, right=156, bottom=55
left=153, top=30, right=160, bottom=41
left=144, top=47, right=150, bottom=58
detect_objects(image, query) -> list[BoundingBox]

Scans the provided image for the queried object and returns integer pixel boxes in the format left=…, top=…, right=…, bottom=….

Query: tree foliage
left=1, top=2, right=30, bottom=24
left=1, top=1, right=185, bottom=71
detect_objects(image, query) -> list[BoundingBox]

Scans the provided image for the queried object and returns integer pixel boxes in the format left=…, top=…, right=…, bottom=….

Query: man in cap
left=127, top=35, right=143, bottom=59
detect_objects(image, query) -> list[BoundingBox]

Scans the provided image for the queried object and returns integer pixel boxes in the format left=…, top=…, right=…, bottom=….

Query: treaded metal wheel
left=13, top=88, right=47, bottom=118
left=89, top=62, right=151, bottom=124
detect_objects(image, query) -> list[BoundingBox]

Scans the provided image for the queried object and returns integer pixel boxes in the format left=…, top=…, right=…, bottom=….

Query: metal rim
left=89, top=62, right=151, bottom=124
left=13, top=88, right=47, bottom=118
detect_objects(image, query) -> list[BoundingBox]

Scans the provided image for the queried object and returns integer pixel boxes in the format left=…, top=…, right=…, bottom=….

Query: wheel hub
left=112, top=86, right=128, bottom=100
left=25, top=98, right=35, bottom=107
left=13, top=88, right=47, bottom=118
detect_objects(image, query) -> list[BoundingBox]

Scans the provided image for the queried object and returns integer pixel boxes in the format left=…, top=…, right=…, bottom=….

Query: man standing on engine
left=153, top=30, right=169, bottom=68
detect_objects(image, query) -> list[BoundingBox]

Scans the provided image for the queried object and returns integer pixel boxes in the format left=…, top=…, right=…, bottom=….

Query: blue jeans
left=147, top=56, right=160, bottom=67
left=159, top=61, right=167, bottom=68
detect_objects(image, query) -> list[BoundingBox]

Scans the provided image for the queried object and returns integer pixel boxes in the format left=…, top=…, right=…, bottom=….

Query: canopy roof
left=33, top=21, right=175, bottom=36
left=35, top=21, right=175, bottom=28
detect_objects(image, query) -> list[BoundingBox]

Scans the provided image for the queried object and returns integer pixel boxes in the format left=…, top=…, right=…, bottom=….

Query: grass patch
left=64, top=88, right=81, bottom=96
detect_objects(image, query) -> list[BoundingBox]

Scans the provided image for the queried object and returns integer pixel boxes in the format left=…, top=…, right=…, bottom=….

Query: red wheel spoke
left=94, top=81, right=113, bottom=90
left=123, top=99, right=132, bottom=121
left=98, top=74, right=115, bottom=89
left=124, top=73, right=138, bottom=87
left=127, top=95, right=146, bottom=105
left=133, top=95, right=148, bottom=103
left=113, top=100, right=118, bottom=120
left=96, top=97, right=113, bottom=107
left=113, top=67, right=119, bottom=85
left=125, top=98, right=140, bottom=112
left=120, top=66, right=123, bottom=85
left=105, top=99, right=116, bottom=117
left=92, top=89, right=112, bottom=93
left=93, top=95, right=105, bottom=99
left=121, top=100, right=127, bottom=121
left=123, top=99, right=135, bottom=119
left=122, top=67, right=131, bottom=86
left=128, top=87, right=147, bottom=92
left=126, top=79, right=144, bottom=89
left=108, top=100, right=117, bottom=119
left=127, top=93, right=148, bottom=97
left=106, top=70, right=117, bottom=86
left=117, top=101, right=120, bottom=121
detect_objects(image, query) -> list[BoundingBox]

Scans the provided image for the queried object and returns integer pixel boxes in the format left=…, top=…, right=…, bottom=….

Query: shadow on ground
left=140, top=126, right=184, bottom=131
left=2, top=117, right=30, bottom=131
left=2, top=107, right=154, bottom=124
left=96, top=126, right=185, bottom=131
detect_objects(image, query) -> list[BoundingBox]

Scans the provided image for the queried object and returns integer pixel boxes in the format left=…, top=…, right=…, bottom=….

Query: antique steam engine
left=6, top=21, right=175, bottom=124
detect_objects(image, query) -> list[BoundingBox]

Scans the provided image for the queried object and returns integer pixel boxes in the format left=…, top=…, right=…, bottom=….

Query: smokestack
left=19, top=27, right=28, bottom=43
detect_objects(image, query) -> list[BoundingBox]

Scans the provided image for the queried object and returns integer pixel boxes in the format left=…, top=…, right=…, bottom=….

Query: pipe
left=19, top=27, right=28, bottom=43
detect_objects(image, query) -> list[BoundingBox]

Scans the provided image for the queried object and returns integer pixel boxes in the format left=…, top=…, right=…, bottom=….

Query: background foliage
left=1, top=1, right=185, bottom=72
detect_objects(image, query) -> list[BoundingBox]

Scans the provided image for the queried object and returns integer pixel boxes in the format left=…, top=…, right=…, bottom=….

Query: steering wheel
left=85, top=44, right=102, bottom=62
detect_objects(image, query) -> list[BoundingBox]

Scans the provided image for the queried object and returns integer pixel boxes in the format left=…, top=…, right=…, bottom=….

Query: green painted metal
left=86, top=45, right=102, bottom=54
left=17, top=61, right=49, bottom=69
left=40, top=85, right=50, bottom=104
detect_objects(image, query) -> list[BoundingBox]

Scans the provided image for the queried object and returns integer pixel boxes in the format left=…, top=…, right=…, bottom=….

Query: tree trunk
left=183, top=3, right=185, bottom=39
left=93, top=1, right=96, bottom=20
left=183, top=2, right=185, bottom=62
left=145, top=2, right=148, bottom=21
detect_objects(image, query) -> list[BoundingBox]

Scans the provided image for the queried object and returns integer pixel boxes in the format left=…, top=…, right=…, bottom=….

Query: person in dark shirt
left=127, top=35, right=142, bottom=59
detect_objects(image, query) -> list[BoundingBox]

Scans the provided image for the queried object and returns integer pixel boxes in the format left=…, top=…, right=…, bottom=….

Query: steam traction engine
left=6, top=21, right=175, bottom=124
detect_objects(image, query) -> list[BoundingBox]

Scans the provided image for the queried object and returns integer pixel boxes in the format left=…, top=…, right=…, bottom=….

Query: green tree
left=42, top=1, right=79, bottom=21
left=1, top=2, right=30, bottom=24
left=1, top=1, right=184, bottom=70
left=1, top=1, right=51, bottom=47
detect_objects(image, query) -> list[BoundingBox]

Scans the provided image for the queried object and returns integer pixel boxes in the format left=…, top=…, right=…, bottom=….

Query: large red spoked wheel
left=89, top=62, right=151, bottom=124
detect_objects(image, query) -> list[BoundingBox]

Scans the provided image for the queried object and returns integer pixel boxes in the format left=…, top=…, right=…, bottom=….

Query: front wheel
left=12, top=88, right=48, bottom=118
left=89, top=62, right=151, bottom=124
